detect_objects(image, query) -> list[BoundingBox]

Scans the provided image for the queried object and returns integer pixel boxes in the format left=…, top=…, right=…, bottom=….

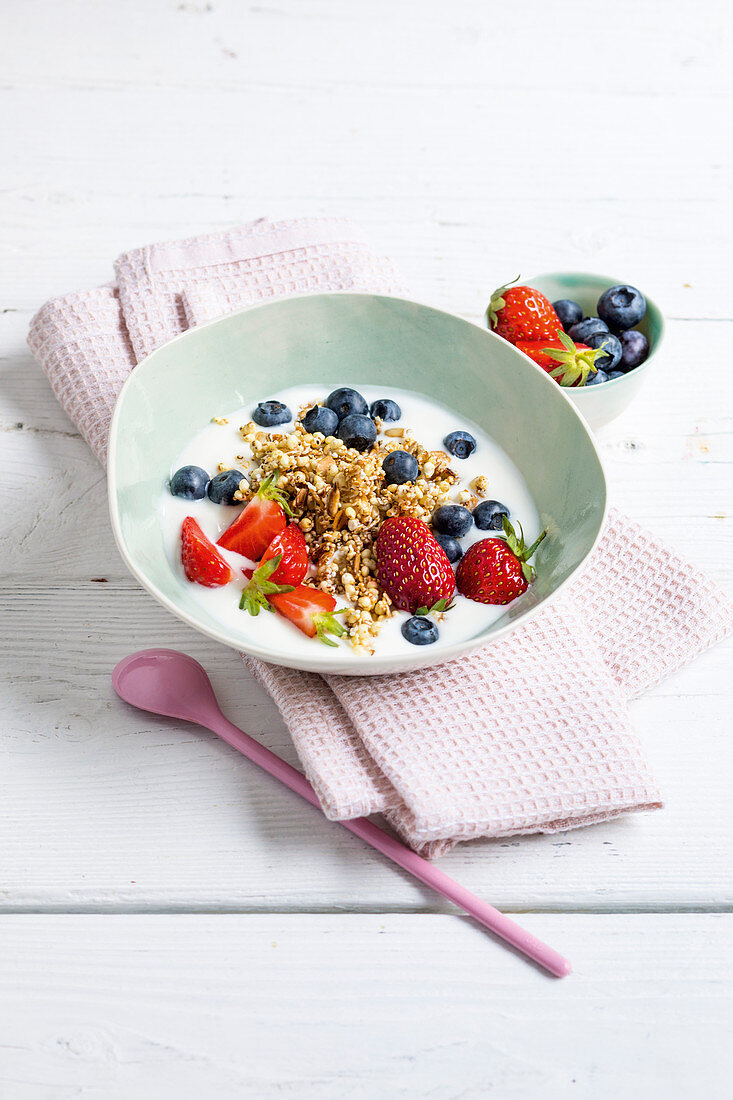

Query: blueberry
left=473, top=499, right=509, bottom=531
left=432, top=504, right=473, bottom=538
left=433, top=531, right=463, bottom=563
left=568, top=317, right=609, bottom=344
left=336, top=413, right=377, bottom=452
left=302, top=404, right=339, bottom=436
left=325, top=387, right=369, bottom=420
left=382, top=450, right=419, bottom=485
left=553, top=299, right=583, bottom=332
left=207, top=469, right=246, bottom=505
left=401, top=616, right=439, bottom=646
left=597, top=284, right=646, bottom=332
left=584, top=369, right=609, bottom=386
left=607, top=370, right=625, bottom=379
left=370, top=398, right=401, bottom=422
left=618, top=329, right=649, bottom=370
left=584, top=331, right=622, bottom=371
left=170, top=465, right=210, bottom=501
left=444, top=430, right=476, bottom=459
left=253, top=400, right=292, bottom=427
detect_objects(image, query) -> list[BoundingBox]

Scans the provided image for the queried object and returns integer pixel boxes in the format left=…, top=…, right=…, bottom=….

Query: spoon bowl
left=111, top=648, right=571, bottom=977
left=112, top=648, right=222, bottom=726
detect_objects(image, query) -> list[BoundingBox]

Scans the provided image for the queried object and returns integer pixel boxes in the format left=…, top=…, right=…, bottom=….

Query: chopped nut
left=238, top=402, right=471, bottom=650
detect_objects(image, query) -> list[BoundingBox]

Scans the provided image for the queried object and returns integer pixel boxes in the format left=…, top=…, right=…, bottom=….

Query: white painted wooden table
left=2, top=1, right=732, bottom=1095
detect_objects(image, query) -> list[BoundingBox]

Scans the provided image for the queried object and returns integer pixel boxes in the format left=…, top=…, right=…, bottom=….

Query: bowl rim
left=108, top=291, right=609, bottom=674
left=526, top=270, right=664, bottom=392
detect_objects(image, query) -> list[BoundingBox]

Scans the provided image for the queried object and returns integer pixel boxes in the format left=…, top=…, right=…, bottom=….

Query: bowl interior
left=108, top=293, right=607, bottom=673
left=528, top=271, right=664, bottom=359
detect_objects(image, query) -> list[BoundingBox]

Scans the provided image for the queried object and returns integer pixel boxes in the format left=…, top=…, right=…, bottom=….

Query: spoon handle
left=210, top=711, right=571, bottom=978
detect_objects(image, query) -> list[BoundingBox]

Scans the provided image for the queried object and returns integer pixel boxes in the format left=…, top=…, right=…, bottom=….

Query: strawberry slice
left=268, top=585, right=346, bottom=646
left=259, top=524, right=308, bottom=586
left=217, top=469, right=292, bottom=560
left=238, top=553, right=296, bottom=617
left=239, top=527, right=309, bottom=616
left=181, top=517, right=234, bottom=588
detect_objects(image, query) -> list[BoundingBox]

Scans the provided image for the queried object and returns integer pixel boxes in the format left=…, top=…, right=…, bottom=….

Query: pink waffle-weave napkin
left=28, top=217, right=733, bottom=857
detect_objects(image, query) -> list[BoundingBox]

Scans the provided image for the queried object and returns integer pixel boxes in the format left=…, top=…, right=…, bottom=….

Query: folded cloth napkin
left=29, top=217, right=733, bottom=857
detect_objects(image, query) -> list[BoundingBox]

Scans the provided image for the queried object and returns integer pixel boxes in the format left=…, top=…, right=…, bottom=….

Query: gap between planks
left=2, top=903, right=731, bottom=916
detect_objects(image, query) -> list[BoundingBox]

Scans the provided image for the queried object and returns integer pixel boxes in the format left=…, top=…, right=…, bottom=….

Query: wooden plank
left=0, top=583, right=731, bottom=911
left=2, top=192, right=731, bottom=321
left=3, top=0, right=731, bottom=96
left=0, top=913, right=730, bottom=1098
left=1, top=0, right=731, bottom=924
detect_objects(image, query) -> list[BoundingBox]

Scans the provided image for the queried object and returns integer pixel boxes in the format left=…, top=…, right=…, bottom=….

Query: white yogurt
left=159, top=385, right=541, bottom=659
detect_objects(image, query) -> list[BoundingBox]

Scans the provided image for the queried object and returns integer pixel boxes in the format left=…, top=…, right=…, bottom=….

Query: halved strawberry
left=239, top=553, right=295, bottom=617
left=375, top=516, right=455, bottom=614
left=259, top=524, right=308, bottom=586
left=515, top=329, right=607, bottom=387
left=239, top=526, right=309, bottom=616
left=217, top=469, right=292, bottom=560
left=268, top=585, right=346, bottom=646
left=181, top=516, right=234, bottom=588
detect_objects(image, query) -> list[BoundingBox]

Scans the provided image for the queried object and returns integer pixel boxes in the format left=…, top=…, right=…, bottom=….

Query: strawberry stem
left=239, top=553, right=294, bottom=616
left=501, top=518, right=548, bottom=584
left=486, top=275, right=521, bottom=329
left=257, top=469, right=293, bottom=517
left=415, top=597, right=456, bottom=617
left=313, top=609, right=347, bottom=647
left=523, top=528, right=548, bottom=560
left=542, top=328, right=605, bottom=387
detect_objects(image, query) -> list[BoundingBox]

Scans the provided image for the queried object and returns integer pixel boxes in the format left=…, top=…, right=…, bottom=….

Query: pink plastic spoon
left=112, top=649, right=571, bottom=978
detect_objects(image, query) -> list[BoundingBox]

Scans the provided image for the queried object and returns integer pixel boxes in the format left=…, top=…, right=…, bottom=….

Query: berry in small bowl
left=490, top=273, right=664, bottom=429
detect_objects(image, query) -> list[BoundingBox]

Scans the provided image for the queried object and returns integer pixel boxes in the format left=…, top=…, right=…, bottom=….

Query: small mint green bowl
left=108, top=293, right=607, bottom=675
left=527, top=272, right=664, bottom=430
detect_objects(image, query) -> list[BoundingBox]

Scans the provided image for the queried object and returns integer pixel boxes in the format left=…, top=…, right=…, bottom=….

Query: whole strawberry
left=376, top=517, right=455, bottom=614
left=487, top=278, right=560, bottom=344
left=456, top=518, right=547, bottom=605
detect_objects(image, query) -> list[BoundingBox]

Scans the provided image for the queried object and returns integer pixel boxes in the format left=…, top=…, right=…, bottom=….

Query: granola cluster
left=222, top=408, right=467, bottom=651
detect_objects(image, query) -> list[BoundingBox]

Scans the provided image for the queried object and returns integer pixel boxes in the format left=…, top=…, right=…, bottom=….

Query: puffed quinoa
left=233, top=406, right=459, bottom=648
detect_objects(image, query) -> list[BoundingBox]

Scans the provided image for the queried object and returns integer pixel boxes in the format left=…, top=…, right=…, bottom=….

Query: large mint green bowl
left=108, top=293, right=607, bottom=675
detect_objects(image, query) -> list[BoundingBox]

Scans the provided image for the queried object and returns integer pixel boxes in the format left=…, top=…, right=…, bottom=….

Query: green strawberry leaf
left=314, top=610, right=347, bottom=646
left=414, top=597, right=455, bottom=618
left=486, top=275, right=521, bottom=328
left=257, top=468, right=294, bottom=517
left=238, top=553, right=295, bottom=615
left=500, top=517, right=548, bottom=584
